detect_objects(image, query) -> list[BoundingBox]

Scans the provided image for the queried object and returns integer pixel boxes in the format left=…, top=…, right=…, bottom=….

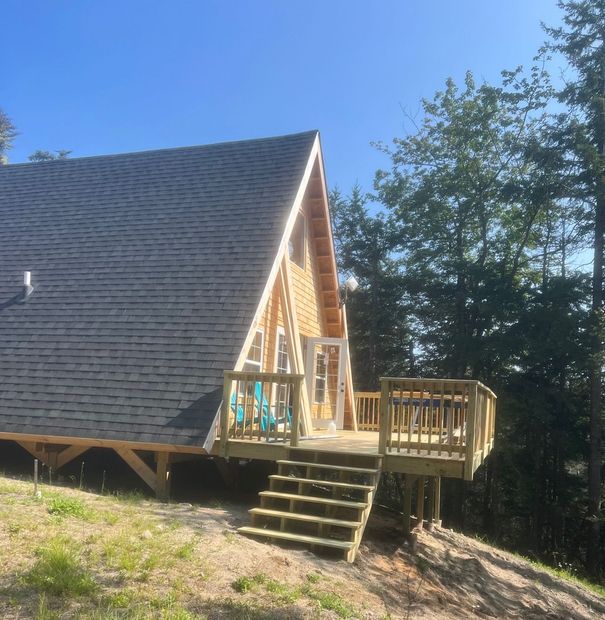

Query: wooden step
left=270, top=475, right=374, bottom=491
left=277, top=460, right=379, bottom=475
left=259, top=491, right=366, bottom=509
left=238, top=526, right=355, bottom=550
left=249, top=508, right=361, bottom=528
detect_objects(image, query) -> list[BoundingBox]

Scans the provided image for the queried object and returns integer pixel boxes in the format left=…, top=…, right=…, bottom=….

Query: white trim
left=288, top=210, right=307, bottom=270
left=305, top=337, right=348, bottom=429
left=273, top=325, right=290, bottom=374
left=244, top=327, right=264, bottom=371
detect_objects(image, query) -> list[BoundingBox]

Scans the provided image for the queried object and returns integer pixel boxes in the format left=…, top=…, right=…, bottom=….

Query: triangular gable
left=206, top=134, right=356, bottom=449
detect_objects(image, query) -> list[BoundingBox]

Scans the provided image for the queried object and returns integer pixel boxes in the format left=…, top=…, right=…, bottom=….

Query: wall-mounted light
left=339, top=275, right=360, bottom=307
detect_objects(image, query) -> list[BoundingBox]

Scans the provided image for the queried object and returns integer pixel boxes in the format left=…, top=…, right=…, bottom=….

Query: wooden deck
left=212, top=429, right=488, bottom=478
left=215, top=374, right=496, bottom=480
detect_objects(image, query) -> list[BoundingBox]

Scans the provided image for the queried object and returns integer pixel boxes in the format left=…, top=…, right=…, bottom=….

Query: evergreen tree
left=545, top=0, right=605, bottom=577
left=330, top=186, right=411, bottom=388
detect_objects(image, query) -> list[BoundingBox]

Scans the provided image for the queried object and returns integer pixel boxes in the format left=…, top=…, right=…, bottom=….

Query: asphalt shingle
left=0, top=130, right=317, bottom=447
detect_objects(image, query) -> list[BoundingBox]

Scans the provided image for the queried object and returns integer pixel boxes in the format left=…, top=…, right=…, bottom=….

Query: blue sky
left=1, top=1, right=561, bottom=193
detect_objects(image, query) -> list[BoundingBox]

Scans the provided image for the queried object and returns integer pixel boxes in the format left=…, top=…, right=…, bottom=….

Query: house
left=0, top=131, right=496, bottom=561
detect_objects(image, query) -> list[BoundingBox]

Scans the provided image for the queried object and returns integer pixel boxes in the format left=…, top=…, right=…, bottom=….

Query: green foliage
left=334, top=5, right=605, bottom=577
left=47, top=496, right=90, bottom=520
left=28, top=149, right=71, bottom=162
left=0, top=108, right=17, bottom=156
left=23, top=538, right=97, bottom=597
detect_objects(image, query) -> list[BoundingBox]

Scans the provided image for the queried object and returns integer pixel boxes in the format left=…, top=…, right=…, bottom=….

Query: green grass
left=23, top=538, right=97, bottom=597
left=471, top=533, right=605, bottom=599
left=524, top=557, right=605, bottom=599
left=47, top=496, right=91, bottom=520
left=302, top=585, right=359, bottom=618
left=232, top=573, right=357, bottom=617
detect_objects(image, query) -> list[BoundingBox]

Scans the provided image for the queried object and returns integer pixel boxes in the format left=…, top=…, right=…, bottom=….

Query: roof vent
left=22, top=271, right=34, bottom=301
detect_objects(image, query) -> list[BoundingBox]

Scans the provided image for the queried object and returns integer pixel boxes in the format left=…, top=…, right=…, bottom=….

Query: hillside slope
left=0, top=475, right=603, bottom=619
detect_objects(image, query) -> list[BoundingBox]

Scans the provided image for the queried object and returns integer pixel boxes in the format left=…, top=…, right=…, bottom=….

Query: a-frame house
left=0, top=131, right=496, bottom=561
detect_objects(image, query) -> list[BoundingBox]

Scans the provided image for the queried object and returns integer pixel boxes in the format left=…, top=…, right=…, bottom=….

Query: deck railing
left=218, top=370, right=304, bottom=456
left=355, top=391, right=382, bottom=431
left=373, top=378, right=496, bottom=479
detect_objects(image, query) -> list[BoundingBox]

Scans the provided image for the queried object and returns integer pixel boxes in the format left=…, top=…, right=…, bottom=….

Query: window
left=274, top=327, right=290, bottom=416
left=275, top=327, right=290, bottom=374
left=314, top=349, right=328, bottom=404
left=244, top=329, right=264, bottom=371
left=288, top=211, right=306, bottom=269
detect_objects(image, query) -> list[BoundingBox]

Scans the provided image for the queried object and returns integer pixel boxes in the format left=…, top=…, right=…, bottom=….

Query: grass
left=47, top=495, right=91, bottom=520
left=232, top=573, right=357, bottom=618
left=22, top=538, right=98, bottom=597
left=471, top=533, right=605, bottom=599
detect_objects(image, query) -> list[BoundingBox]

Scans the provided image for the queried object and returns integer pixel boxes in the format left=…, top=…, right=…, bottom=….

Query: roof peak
left=1, top=130, right=319, bottom=169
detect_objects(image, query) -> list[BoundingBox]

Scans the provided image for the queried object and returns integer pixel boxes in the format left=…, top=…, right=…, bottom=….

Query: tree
left=330, top=185, right=411, bottom=388
left=374, top=69, right=555, bottom=380
left=28, top=149, right=71, bottom=162
left=0, top=108, right=17, bottom=157
left=545, top=0, right=605, bottom=578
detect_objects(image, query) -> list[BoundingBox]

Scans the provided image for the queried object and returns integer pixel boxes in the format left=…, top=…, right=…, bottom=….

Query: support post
left=426, top=477, right=436, bottom=532
left=403, top=474, right=415, bottom=535
left=434, top=476, right=442, bottom=526
left=416, top=476, right=425, bottom=529
left=464, top=382, right=478, bottom=480
left=219, top=374, right=232, bottom=457
left=290, top=375, right=302, bottom=447
left=156, top=452, right=171, bottom=501
left=378, top=378, right=390, bottom=455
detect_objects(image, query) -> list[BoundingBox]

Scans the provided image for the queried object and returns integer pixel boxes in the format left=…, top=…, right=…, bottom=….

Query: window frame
left=288, top=210, right=306, bottom=270
left=243, top=328, right=264, bottom=372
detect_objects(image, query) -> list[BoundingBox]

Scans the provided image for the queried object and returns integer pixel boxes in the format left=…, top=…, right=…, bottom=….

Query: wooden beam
left=403, top=474, right=415, bottom=534
left=416, top=476, right=425, bottom=529
left=115, top=447, right=157, bottom=493
left=17, top=441, right=49, bottom=466
left=155, top=452, right=171, bottom=501
left=279, top=257, right=313, bottom=436
left=1, top=432, right=205, bottom=455
left=56, top=446, right=90, bottom=470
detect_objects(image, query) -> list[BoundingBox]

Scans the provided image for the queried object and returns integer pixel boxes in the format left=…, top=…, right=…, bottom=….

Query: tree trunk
left=587, top=192, right=604, bottom=578
left=587, top=52, right=605, bottom=580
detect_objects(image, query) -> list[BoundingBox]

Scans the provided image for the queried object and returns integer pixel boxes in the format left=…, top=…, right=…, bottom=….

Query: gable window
left=288, top=211, right=306, bottom=269
left=244, top=329, right=264, bottom=372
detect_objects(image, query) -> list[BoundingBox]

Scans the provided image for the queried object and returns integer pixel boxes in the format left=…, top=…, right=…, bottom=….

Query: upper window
left=244, top=329, right=264, bottom=372
left=288, top=211, right=306, bottom=269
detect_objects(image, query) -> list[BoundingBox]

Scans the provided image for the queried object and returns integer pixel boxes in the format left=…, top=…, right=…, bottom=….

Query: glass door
left=305, top=337, right=347, bottom=430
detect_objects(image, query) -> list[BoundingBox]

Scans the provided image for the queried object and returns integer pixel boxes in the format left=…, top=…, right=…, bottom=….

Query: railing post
left=219, top=372, right=232, bottom=457
left=464, top=381, right=478, bottom=480
left=378, top=378, right=390, bottom=455
left=290, top=375, right=302, bottom=447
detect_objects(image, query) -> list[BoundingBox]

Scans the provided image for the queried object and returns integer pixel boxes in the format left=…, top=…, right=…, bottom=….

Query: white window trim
left=244, top=328, right=264, bottom=371
left=274, top=326, right=291, bottom=374
left=288, top=210, right=307, bottom=270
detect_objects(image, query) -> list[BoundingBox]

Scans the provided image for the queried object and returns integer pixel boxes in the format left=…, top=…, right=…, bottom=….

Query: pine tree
left=545, top=0, right=605, bottom=578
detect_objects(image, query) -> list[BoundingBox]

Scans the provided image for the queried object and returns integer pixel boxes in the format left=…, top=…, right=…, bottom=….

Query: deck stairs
left=238, top=448, right=382, bottom=562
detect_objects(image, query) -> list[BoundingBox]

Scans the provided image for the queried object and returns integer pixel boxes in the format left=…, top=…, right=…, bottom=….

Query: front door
left=305, top=337, right=347, bottom=430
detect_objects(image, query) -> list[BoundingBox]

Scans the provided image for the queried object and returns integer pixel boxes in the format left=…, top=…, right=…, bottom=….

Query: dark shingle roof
left=0, top=130, right=317, bottom=447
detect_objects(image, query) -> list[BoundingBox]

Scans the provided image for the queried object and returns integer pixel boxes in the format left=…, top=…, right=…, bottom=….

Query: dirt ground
left=0, top=474, right=604, bottom=619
